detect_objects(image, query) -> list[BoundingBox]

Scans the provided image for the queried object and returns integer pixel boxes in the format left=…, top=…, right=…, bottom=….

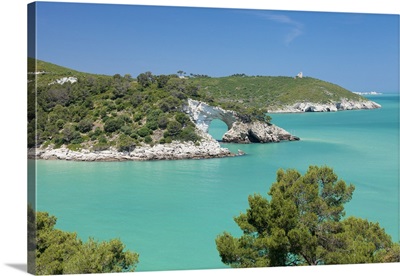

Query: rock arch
left=184, top=99, right=300, bottom=143
left=184, top=99, right=238, bottom=133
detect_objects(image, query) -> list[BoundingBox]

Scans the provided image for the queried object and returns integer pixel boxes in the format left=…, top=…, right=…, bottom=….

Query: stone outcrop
left=184, top=98, right=299, bottom=144
left=29, top=138, right=235, bottom=162
left=48, top=77, right=78, bottom=86
left=183, top=99, right=237, bottom=133
left=222, top=121, right=299, bottom=143
left=269, top=99, right=381, bottom=113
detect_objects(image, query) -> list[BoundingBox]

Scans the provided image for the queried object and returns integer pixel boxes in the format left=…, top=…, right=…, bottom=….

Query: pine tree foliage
left=216, top=166, right=398, bottom=267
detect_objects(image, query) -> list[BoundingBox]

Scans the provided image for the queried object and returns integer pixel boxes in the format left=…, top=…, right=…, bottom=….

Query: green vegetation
left=215, top=166, right=400, bottom=267
left=28, top=205, right=139, bottom=274
left=189, top=75, right=366, bottom=111
left=28, top=59, right=369, bottom=151
left=28, top=59, right=201, bottom=150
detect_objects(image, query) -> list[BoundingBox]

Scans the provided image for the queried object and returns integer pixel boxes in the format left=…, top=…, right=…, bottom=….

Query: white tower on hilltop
left=296, top=72, right=303, bottom=79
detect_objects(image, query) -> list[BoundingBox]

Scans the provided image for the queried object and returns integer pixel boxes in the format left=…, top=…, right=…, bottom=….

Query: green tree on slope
left=216, top=165, right=398, bottom=267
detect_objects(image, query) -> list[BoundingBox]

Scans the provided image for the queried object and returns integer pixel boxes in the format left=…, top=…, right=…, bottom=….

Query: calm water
left=33, top=94, right=399, bottom=271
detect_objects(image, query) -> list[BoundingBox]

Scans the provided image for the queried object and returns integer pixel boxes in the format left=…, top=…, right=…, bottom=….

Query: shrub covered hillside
left=189, top=74, right=366, bottom=111
left=28, top=59, right=369, bottom=152
left=28, top=59, right=205, bottom=152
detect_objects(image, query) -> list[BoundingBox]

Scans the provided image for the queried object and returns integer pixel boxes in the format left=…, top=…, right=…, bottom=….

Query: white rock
left=270, top=99, right=381, bottom=113
left=184, top=99, right=237, bottom=133
left=48, top=77, right=78, bottom=86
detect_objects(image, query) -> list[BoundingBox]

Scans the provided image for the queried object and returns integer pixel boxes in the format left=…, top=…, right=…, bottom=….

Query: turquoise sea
left=32, top=94, right=399, bottom=272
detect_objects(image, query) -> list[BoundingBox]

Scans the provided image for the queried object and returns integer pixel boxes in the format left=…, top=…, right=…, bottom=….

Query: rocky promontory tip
left=222, top=121, right=299, bottom=143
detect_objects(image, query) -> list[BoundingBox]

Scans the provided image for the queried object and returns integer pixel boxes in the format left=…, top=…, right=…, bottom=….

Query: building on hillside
left=295, top=72, right=303, bottom=79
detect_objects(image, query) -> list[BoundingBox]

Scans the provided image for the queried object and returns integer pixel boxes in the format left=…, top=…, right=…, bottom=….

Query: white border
left=0, top=1, right=398, bottom=276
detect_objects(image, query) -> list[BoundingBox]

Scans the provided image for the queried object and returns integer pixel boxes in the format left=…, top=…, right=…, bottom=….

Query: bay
left=34, top=94, right=399, bottom=271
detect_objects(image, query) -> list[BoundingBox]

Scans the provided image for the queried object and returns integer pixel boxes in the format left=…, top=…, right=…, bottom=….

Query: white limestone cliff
left=183, top=99, right=237, bottom=133
left=183, top=99, right=299, bottom=144
left=222, top=121, right=299, bottom=143
left=269, top=99, right=381, bottom=113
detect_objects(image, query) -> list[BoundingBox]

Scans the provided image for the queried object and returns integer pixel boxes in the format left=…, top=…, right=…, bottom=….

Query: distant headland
left=353, top=91, right=383, bottom=95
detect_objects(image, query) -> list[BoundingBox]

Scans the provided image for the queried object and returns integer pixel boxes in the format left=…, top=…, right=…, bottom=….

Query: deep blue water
left=33, top=94, right=399, bottom=271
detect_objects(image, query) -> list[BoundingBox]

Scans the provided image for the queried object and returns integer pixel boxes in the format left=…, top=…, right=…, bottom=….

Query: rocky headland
left=28, top=59, right=382, bottom=162
left=184, top=99, right=299, bottom=144
left=30, top=99, right=299, bottom=161
left=268, top=99, right=381, bottom=113
left=29, top=97, right=378, bottom=161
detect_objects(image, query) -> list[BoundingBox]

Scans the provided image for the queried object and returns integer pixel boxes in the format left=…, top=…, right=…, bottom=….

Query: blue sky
left=34, top=2, right=399, bottom=92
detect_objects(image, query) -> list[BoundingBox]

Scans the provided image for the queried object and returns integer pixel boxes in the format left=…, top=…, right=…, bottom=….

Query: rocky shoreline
left=28, top=138, right=238, bottom=162
left=28, top=98, right=302, bottom=162
left=28, top=97, right=378, bottom=161
left=268, top=99, right=381, bottom=113
left=28, top=121, right=300, bottom=161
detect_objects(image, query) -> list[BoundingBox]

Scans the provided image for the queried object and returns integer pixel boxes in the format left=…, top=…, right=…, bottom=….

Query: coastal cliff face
left=184, top=99, right=299, bottom=144
left=222, top=121, right=299, bottom=143
left=268, top=99, right=381, bottom=113
left=183, top=99, right=237, bottom=133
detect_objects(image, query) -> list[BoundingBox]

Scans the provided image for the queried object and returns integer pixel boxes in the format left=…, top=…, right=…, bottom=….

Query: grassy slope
left=190, top=76, right=366, bottom=110
left=28, top=57, right=104, bottom=85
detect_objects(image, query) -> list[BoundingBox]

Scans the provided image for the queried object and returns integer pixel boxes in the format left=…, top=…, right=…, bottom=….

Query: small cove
left=34, top=94, right=399, bottom=271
